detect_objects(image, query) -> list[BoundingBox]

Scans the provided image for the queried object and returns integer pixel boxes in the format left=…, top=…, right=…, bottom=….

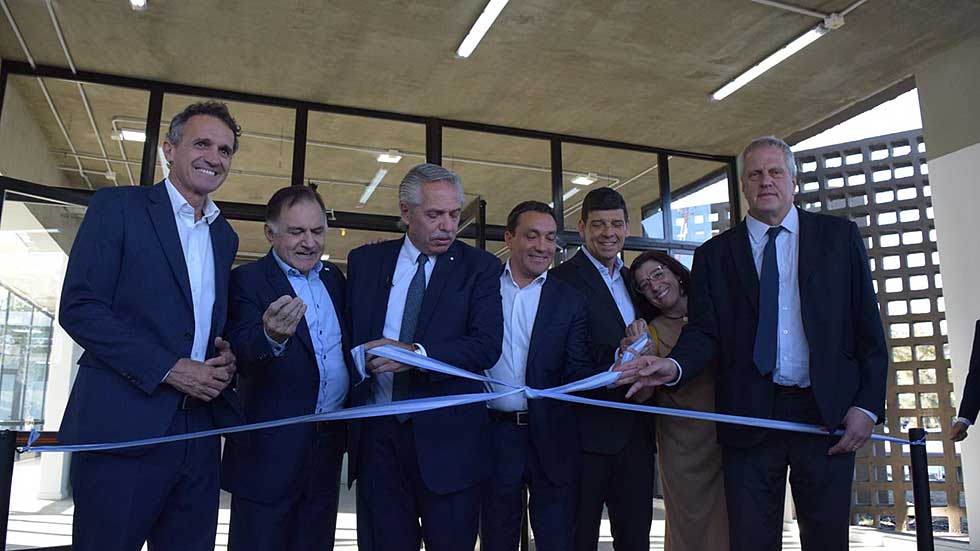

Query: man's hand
left=951, top=420, right=970, bottom=442
left=827, top=407, right=875, bottom=455
left=364, top=338, right=416, bottom=374
left=165, top=356, right=234, bottom=402
left=206, top=337, right=237, bottom=377
left=613, top=355, right=679, bottom=398
left=263, top=295, right=306, bottom=344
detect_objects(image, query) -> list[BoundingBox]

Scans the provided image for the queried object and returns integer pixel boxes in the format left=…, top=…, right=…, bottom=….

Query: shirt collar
left=400, top=235, right=437, bottom=265
left=165, top=178, right=220, bottom=224
left=503, top=259, right=547, bottom=289
left=581, top=245, right=624, bottom=278
left=271, top=248, right=322, bottom=278
left=746, top=206, right=799, bottom=242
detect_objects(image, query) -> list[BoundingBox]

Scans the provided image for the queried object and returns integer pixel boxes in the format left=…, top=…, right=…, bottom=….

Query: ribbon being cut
left=21, top=334, right=917, bottom=454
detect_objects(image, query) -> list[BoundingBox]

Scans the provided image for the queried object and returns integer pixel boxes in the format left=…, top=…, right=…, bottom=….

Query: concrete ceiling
left=2, top=0, right=979, bottom=265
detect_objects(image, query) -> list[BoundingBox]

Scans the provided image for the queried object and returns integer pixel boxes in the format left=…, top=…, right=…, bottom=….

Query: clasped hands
left=165, top=337, right=237, bottom=401
left=610, top=319, right=679, bottom=403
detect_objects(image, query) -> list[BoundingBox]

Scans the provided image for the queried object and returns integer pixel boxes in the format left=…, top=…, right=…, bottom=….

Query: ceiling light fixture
left=377, top=149, right=402, bottom=164
left=710, top=13, right=844, bottom=101
left=320, top=254, right=330, bottom=261
left=456, top=0, right=510, bottom=58
left=359, top=168, right=389, bottom=205
left=112, top=129, right=146, bottom=142
left=571, top=172, right=598, bottom=186
left=548, top=186, right=583, bottom=208
left=129, top=0, right=147, bottom=11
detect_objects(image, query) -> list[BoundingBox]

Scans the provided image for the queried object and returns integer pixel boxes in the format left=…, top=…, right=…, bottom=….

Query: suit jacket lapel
left=571, top=251, right=626, bottom=330
left=146, top=182, right=193, bottom=311
left=525, top=277, right=556, bottom=369
left=729, top=221, right=760, bottom=316
left=207, top=218, right=236, bottom=353
left=262, top=252, right=315, bottom=356
left=371, top=239, right=402, bottom=339
left=797, top=208, right=818, bottom=291
left=416, top=241, right=459, bottom=338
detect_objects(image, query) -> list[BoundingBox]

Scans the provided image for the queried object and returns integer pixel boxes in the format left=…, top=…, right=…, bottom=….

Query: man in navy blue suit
left=480, top=201, right=592, bottom=551
left=222, top=186, right=354, bottom=550
left=617, top=136, right=887, bottom=550
left=58, top=101, right=244, bottom=550
left=346, top=163, right=503, bottom=551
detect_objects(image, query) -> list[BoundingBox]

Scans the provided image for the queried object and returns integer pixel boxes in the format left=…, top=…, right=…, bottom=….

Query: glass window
left=1, top=76, right=150, bottom=189
left=668, top=156, right=731, bottom=243
left=442, top=129, right=550, bottom=228
left=306, top=112, right=426, bottom=217
left=561, top=143, right=662, bottom=239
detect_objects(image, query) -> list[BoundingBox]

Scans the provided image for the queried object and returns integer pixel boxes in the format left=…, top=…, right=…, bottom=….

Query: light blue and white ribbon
left=21, top=339, right=916, bottom=453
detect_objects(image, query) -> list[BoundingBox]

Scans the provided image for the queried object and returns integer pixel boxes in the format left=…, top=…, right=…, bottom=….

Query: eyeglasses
left=634, top=266, right=667, bottom=292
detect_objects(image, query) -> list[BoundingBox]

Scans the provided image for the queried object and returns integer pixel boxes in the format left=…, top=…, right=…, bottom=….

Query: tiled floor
left=5, top=457, right=972, bottom=550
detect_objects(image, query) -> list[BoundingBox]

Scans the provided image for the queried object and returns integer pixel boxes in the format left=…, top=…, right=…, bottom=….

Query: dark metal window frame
left=0, top=59, right=738, bottom=253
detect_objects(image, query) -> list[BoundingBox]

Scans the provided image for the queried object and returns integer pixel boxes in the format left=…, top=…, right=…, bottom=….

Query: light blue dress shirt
left=745, top=208, right=810, bottom=388
left=580, top=247, right=636, bottom=326
left=265, top=250, right=348, bottom=413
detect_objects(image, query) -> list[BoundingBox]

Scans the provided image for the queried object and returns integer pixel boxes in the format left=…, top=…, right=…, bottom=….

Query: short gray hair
left=166, top=101, right=241, bottom=153
left=737, top=136, right=797, bottom=181
left=398, top=163, right=465, bottom=207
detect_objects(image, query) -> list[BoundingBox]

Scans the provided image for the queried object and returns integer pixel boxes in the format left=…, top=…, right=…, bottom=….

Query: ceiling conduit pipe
left=0, top=0, right=93, bottom=189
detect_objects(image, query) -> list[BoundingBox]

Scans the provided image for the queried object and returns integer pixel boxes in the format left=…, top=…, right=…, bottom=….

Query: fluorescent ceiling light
left=359, top=168, right=389, bottom=205
left=377, top=149, right=402, bottom=164
left=456, top=0, right=510, bottom=58
left=563, top=187, right=581, bottom=201
left=320, top=254, right=330, bottom=261
left=571, top=172, right=598, bottom=186
left=710, top=24, right=828, bottom=101
left=130, top=0, right=147, bottom=11
left=113, top=129, right=146, bottom=142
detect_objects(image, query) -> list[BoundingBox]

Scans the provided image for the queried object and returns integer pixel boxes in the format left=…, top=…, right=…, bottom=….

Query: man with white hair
left=346, top=163, right=504, bottom=551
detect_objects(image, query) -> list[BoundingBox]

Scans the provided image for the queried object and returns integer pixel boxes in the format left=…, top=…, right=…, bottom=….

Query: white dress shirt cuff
left=264, top=329, right=288, bottom=357
left=664, top=358, right=682, bottom=387
left=855, top=406, right=877, bottom=424
left=413, top=343, right=428, bottom=357
left=955, top=417, right=973, bottom=427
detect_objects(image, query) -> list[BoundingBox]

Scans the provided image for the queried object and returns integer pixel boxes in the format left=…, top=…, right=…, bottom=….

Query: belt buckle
left=515, top=411, right=529, bottom=426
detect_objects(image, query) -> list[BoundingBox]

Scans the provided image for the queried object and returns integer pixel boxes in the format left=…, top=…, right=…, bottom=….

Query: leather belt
left=489, top=409, right=529, bottom=426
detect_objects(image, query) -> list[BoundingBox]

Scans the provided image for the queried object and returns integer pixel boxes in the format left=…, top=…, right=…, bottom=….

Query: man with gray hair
left=346, top=163, right=504, bottom=550
left=615, top=136, right=887, bottom=550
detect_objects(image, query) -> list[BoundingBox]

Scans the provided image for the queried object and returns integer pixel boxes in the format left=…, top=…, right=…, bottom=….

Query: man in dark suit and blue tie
left=58, top=101, right=244, bottom=550
left=480, top=201, right=592, bottom=551
left=346, top=163, right=503, bottom=551
left=617, top=136, right=888, bottom=550
left=222, top=186, right=354, bottom=550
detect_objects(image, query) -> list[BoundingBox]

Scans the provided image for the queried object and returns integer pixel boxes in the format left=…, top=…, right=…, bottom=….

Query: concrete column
left=916, top=35, right=980, bottom=548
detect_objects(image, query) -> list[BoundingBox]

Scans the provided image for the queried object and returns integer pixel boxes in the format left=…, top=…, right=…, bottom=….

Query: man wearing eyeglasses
left=549, top=187, right=654, bottom=551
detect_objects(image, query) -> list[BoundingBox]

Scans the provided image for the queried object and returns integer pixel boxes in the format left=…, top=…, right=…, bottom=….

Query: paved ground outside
left=5, top=457, right=972, bottom=550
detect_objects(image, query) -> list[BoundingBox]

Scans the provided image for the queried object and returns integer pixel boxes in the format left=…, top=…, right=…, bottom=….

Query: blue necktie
left=754, top=226, right=783, bottom=376
left=392, top=253, right=428, bottom=408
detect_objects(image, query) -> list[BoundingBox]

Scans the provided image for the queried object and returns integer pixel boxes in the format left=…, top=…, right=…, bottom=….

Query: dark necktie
left=392, top=253, right=428, bottom=408
left=753, top=226, right=783, bottom=376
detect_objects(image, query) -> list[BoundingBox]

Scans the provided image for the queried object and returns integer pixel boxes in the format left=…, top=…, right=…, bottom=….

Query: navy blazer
left=346, top=237, right=503, bottom=494
left=221, top=251, right=355, bottom=503
left=956, top=320, right=980, bottom=424
left=58, top=182, right=242, bottom=450
left=549, top=251, right=656, bottom=455
left=670, top=208, right=889, bottom=447
left=522, top=275, right=592, bottom=485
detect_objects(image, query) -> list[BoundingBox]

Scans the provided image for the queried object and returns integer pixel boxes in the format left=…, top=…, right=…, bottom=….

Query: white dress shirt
left=745, top=208, right=810, bottom=388
left=486, top=261, right=546, bottom=412
left=265, top=251, right=349, bottom=413
left=371, top=236, right=437, bottom=405
left=580, top=247, right=636, bottom=326
left=165, top=179, right=216, bottom=363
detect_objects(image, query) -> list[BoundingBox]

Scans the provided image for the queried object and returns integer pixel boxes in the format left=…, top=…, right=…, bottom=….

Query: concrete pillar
left=915, top=35, right=980, bottom=548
